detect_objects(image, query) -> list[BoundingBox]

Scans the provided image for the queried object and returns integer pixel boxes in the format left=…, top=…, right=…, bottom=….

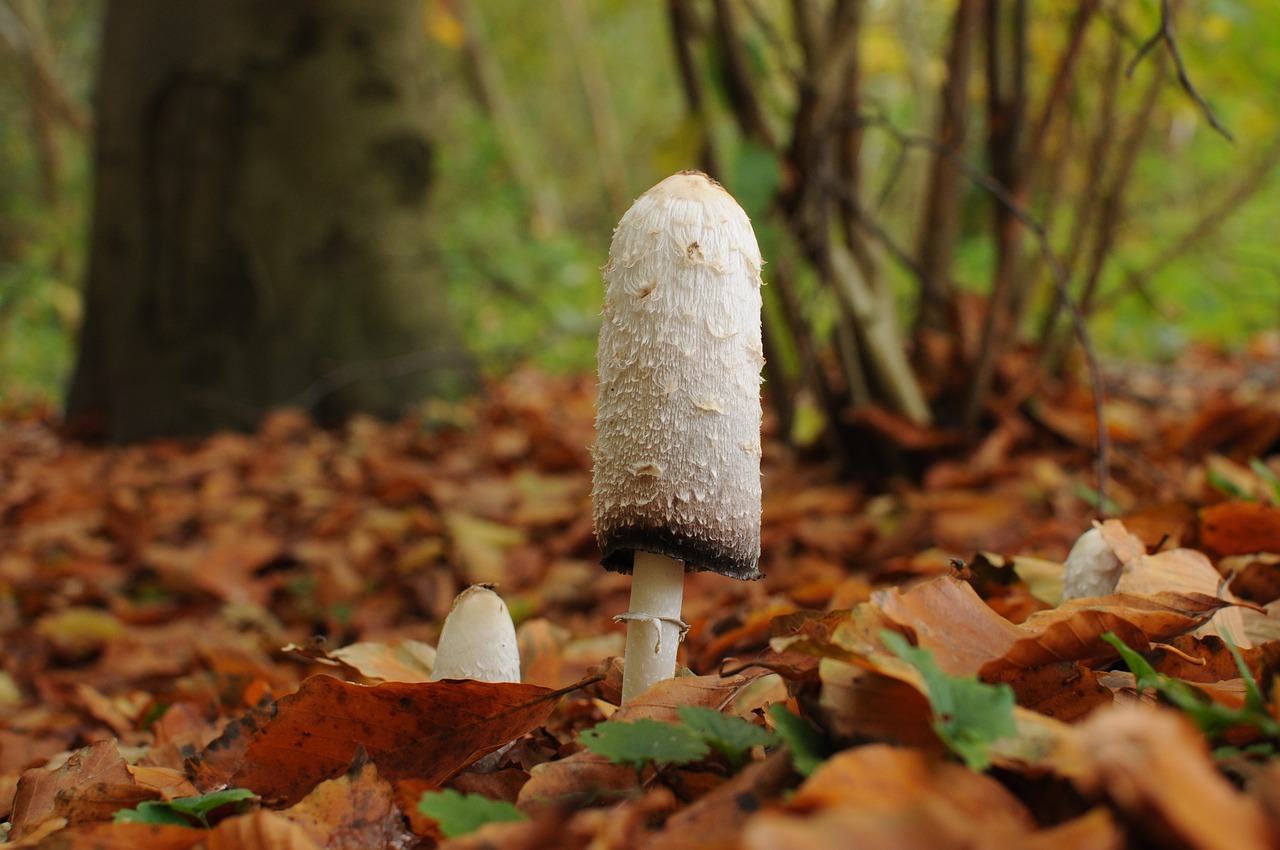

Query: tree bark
left=66, top=0, right=473, bottom=441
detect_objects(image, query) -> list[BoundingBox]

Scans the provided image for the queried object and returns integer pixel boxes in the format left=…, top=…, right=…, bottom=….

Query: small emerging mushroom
left=1060, top=527, right=1124, bottom=601
left=430, top=585, right=521, bottom=684
left=592, top=171, right=765, bottom=703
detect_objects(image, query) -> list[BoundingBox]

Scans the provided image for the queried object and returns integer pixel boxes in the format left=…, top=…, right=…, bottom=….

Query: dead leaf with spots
left=232, top=674, right=583, bottom=806
left=279, top=755, right=415, bottom=849
left=9, top=740, right=136, bottom=840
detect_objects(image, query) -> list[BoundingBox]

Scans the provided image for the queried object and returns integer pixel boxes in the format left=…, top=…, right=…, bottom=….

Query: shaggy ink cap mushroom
left=592, top=170, right=765, bottom=582
left=429, top=585, right=521, bottom=684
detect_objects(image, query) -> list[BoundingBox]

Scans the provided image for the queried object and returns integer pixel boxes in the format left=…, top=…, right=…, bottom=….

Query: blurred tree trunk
left=66, top=0, right=473, bottom=441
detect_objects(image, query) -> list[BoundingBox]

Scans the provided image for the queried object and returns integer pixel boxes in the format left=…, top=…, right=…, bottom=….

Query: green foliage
left=882, top=631, right=1017, bottom=771
left=113, top=788, right=255, bottom=828
left=579, top=717, right=710, bottom=769
left=416, top=788, right=528, bottom=839
left=5, top=2, right=1280, bottom=401
left=676, top=705, right=780, bottom=768
left=766, top=703, right=829, bottom=777
left=1249, top=458, right=1280, bottom=504
left=1102, top=632, right=1280, bottom=755
left=1205, top=458, right=1280, bottom=504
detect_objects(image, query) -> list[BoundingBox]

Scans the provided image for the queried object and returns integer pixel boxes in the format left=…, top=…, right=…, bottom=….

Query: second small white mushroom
left=430, top=585, right=521, bottom=684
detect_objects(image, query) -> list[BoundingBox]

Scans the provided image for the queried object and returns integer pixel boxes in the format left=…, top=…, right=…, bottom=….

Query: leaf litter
left=1, top=346, right=1280, bottom=847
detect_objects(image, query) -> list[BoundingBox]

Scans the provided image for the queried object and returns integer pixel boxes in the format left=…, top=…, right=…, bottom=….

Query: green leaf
left=114, top=788, right=256, bottom=827
left=1102, top=632, right=1280, bottom=748
left=417, top=788, right=527, bottom=838
left=1248, top=457, right=1280, bottom=504
left=578, top=718, right=710, bottom=769
left=882, top=631, right=1017, bottom=771
left=1206, top=465, right=1254, bottom=501
left=676, top=705, right=779, bottom=767
left=767, top=703, right=828, bottom=776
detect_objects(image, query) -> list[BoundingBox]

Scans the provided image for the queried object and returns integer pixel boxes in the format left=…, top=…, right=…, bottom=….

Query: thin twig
left=1127, top=0, right=1232, bottom=142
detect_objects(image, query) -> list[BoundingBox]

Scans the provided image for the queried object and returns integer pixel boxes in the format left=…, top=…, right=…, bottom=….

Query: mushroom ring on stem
left=591, top=171, right=764, bottom=703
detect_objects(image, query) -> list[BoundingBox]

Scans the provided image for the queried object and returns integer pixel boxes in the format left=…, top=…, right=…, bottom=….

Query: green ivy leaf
left=767, top=703, right=828, bottom=776
left=417, top=788, right=527, bottom=838
left=676, top=705, right=779, bottom=767
left=114, top=788, right=256, bottom=827
left=882, top=631, right=1016, bottom=771
left=578, top=718, right=710, bottom=769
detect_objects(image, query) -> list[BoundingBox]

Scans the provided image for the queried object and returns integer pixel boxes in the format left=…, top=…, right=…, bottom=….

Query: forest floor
left=3, top=337, right=1280, bottom=849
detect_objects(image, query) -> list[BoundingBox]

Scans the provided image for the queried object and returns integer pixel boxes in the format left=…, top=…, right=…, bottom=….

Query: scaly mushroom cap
left=592, top=171, right=764, bottom=580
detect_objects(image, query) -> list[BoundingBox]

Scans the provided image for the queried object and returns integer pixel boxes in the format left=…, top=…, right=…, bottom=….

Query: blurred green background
left=2, top=0, right=1278, bottom=408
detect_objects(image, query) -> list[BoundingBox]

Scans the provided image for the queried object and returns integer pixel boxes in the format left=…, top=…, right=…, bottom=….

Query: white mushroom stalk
left=430, top=585, right=521, bottom=684
left=592, top=171, right=765, bottom=703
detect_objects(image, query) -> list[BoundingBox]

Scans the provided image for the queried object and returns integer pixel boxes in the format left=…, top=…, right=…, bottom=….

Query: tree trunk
left=66, top=0, right=473, bottom=441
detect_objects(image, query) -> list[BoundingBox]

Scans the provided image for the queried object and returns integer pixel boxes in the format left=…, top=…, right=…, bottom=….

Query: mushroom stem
left=619, top=551, right=687, bottom=702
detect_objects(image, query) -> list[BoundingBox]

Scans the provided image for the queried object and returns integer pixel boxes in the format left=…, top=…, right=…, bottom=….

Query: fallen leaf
left=1067, top=706, right=1276, bottom=850
left=203, top=810, right=324, bottom=850
left=1200, top=502, right=1280, bottom=557
left=740, top=744, right=1039, bottom=850
left=280, top=755, right=415, bottom=849
left=10, top=740, right=134, bottom=840
left=328, top=639, right=436, bottom=683
left=233, top=675, right=569, bottom=806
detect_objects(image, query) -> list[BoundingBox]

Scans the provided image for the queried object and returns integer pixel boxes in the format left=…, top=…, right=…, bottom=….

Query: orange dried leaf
left=741, top=745, right=1037, bottom=850
left=36, top=822, right=204, bottom=850
left=233, top=675, right=564, bottom=806
left=10, top=740, right=134, bottom=840
left=875, top=576, right=1024, bottom=675
left=1200, top=502, right=1280, bottom=557
left=281, top=757, right=414, bottom=849
left=203, top=810, right=324, bottom=850
left=1069, top=707, right=1276, bottom=850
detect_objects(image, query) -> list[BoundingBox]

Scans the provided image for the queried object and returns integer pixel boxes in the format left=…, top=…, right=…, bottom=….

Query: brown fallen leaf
left=280, top=754, right=415, bottom=849
left=34, top=822, right=203, bottom=850
left=994, top=590, right=1235, bottom=675
left=1066, top=705, right=1276, bottom=850
left=874, top=575, right=1234, bottom=679
left=10, top=740, right=134, bottom=840
left=203, top=810, right=324, bottom=850
left=233, top=674, right=575, bottom=806
left=517, top=671, right=770, bottom=810
left=327, top=638, right=436, bottom=683
left=740, top=744, right=1039, bottom=850
left=1200, top=502, right=1280, bottom=557
left=638, top=748, right=796, bottom=850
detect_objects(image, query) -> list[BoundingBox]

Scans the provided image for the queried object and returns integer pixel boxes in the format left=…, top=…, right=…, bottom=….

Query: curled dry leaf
left=1066, top=706, right=1276, bottom=850
left=739, top=744, right=1085, bottom=850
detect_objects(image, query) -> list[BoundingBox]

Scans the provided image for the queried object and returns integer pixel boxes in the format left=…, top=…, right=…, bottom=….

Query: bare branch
left=1127, top=0, right=1232, bottom=142
left=858, top=116, right=1112, bottom=516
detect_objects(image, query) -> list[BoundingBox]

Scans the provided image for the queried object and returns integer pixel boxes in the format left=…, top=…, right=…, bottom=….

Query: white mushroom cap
left=1061, top=527, right=1124, bottom=601
left=592, top=171, right=764, bottom=581
left=429, top=585, right=521, bottom=683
